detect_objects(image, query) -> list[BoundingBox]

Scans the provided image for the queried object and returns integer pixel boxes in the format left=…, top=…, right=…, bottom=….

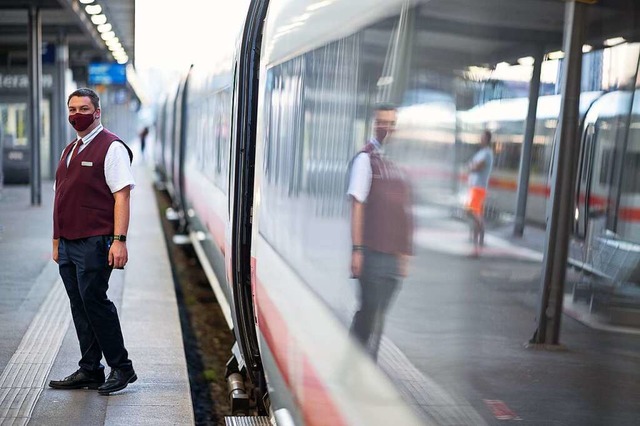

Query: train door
left=227, top=0, right=270, bottom=412
left=575, top=122, right=598, bottom=239
left=579, top=90, right=638, bottom=242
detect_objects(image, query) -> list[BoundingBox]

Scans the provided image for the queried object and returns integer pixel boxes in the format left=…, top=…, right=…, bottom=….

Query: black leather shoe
left=98, top=368, right=137, bottom=395
left=49, top=368, right=105, bottom=390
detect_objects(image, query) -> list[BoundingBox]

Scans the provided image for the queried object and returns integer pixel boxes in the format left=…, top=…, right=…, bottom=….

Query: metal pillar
left=28, top=6, right=43, bottom=206
left=514, top=47, right=544, bottom=237
left=52, top=35, right=69, bottom=175
left=530, top=1, right=586, bottom=345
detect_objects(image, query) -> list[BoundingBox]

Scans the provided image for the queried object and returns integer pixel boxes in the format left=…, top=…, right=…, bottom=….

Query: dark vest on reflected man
left=360, top=142, right=413, bottom=256
left=53, top=129, right=132, bottom=240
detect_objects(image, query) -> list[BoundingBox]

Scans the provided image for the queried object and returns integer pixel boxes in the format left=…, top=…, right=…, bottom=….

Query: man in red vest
left=48, top=88, right=137, bottom=395
left=347, top=103, right=413, bottom=360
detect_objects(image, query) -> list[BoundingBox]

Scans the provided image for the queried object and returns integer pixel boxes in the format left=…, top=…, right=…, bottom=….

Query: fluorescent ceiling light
left=306, top=0, right=335, bottom=12
left=547, top=50, right=564, bottom=60
left=293, top=13, right=311, bottom=22
left=85, top=4, right=102, bottom=15
left=101, top=31, right=115, bottom=41
left=517, top=56, right=535, bottom=66
left=582, top=45, right=593, bottom=53
left=79, top=0, right=95, bottom=4
left=97, top=23, right=112, bottom=33
left=91, top=14, right=107, bottom=25
left=604, top=37, right=626, bottom=47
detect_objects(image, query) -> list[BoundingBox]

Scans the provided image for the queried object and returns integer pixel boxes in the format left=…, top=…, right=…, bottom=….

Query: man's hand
left=52, top=239, right=59, bottom=264
left=351, top=250, right=363, bottom=278
left=109, top=240, right=128, bottom=269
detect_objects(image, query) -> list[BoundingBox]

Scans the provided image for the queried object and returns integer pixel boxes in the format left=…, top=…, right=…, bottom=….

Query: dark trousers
left=58, top=236, right=132, bottom=372
left=350, top=249, right=401, bottom=360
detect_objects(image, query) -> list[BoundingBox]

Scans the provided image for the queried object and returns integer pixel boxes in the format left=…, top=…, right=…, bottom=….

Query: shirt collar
left=76, top=123, right=103, bottom=146
left=369, top=138, right=384, bottom=154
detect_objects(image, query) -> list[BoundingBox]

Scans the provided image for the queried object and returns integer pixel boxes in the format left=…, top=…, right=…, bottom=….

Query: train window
left=622, top=151, right=640, bottom=194
left=599, top=148, right=614, bottom=187
left=0, top=103, right=28, bottom=147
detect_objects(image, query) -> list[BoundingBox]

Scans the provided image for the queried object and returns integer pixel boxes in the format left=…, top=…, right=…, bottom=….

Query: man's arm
left=109, top=186, right=131, bottom=269
left=468, top=158, right=486, bottom=172
left=351, top=197, right=365, bottom=278
left=468, top=149, right=488, bottom=172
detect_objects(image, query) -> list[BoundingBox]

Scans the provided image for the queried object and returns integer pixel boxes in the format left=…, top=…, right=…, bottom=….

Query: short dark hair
left=374, top=102, right=397, bottom=112
left=482, top=129, right=492, bottom=144
left=67, top=88, right=100, bottom=109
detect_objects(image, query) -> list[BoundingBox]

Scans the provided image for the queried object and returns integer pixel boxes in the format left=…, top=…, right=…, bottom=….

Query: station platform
left=376, top=204, right=640, bottom=425
left=0, top=165, right=194, bottom=425
left=2, top=163, right=640, bottom=425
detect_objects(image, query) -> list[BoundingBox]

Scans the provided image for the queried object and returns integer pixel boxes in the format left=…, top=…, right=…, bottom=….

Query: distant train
left=152, top=0, right=640, bottom=424
left=395, top=88, right=640, bottom=241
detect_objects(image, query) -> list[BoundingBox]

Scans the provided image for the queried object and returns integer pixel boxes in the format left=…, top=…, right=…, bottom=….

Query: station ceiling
left=0, top=0, right=134, bottom=74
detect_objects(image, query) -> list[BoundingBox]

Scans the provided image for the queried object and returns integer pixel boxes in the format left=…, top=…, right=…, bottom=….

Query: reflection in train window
left=1, top=103, right=28, bottom=147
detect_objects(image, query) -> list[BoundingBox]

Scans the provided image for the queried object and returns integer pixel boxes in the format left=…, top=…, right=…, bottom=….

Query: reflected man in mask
left=347, top=103, right=413, bottom=360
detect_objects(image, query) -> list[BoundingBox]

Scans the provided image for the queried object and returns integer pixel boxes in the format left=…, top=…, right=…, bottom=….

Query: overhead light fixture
left=108, top=43, right=123, bottom=52
left=293, top=13, right=311, bottom=22
left=604, top=37, right=626, bottom=47
left=91, top=14, right=107, bottom=25
left=101, top=31, right=115, bottom=41
left=106, top=37, right=120, bottom=46
left=517, top=56, right=535, bottom=66
left=79, top=0, right=95, bottom=4
left=547, top=50, right=565, bottom=60
left=306, top=0, right=335, bottom=12
left=116, top=57, right=128, bottom=64
left=85, top=4, right=102, bottom=15
left=495, top=61, right=510, bottom=70
left=97, top=23, right=112, bottom=33
left=582, top=44, right=593, bottom=53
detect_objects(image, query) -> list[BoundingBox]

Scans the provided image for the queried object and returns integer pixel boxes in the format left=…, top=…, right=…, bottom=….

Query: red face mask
left=68, top=113, right=95, bottom=132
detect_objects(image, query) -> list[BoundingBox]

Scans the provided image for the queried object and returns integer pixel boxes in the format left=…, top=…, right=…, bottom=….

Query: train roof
left=261, top=0, right=639, bottom=75
left=585, top=89, right=640, bottom=121
left=459, top=91, right=604, bottom=124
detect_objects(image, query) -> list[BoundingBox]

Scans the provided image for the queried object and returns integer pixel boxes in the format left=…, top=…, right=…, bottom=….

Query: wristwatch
left=112, top=234, right=127, bottom=242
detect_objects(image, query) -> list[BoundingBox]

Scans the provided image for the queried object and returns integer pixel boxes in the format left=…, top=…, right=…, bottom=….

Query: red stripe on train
left=255, top=263, right=347, bottom=426
left=410, top=167, right=640, bottom=221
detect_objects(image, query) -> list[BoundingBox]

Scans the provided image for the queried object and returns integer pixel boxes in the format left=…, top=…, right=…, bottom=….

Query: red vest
left=53, top=129, right=131, bottom=240
left=360, top=142, right=413, bottom=255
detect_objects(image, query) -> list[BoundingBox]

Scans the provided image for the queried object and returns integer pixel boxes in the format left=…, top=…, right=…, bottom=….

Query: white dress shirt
left=347, top=139, right=382, bottom=203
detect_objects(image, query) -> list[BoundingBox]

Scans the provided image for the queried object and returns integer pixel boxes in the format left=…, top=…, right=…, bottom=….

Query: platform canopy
left=0, top=0, right=134, bottom=81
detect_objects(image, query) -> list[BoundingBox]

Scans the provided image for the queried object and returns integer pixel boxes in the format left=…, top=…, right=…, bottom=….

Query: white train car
left=154, top=0, right=640, bottom=423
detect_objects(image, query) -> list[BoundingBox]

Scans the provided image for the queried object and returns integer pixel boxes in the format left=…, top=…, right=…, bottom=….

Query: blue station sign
left=88, top=63, right=127, bottom=85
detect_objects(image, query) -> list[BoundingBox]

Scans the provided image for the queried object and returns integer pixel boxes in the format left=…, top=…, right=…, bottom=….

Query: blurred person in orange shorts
left=466, top=130, right=494, bottom=255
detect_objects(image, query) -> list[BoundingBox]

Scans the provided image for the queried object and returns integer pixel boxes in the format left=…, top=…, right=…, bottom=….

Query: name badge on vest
left=81, top=161, right=93, bottom=167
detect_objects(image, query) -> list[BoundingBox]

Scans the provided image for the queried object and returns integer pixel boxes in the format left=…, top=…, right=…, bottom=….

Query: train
left=151, top=0, right=640, bottom=424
